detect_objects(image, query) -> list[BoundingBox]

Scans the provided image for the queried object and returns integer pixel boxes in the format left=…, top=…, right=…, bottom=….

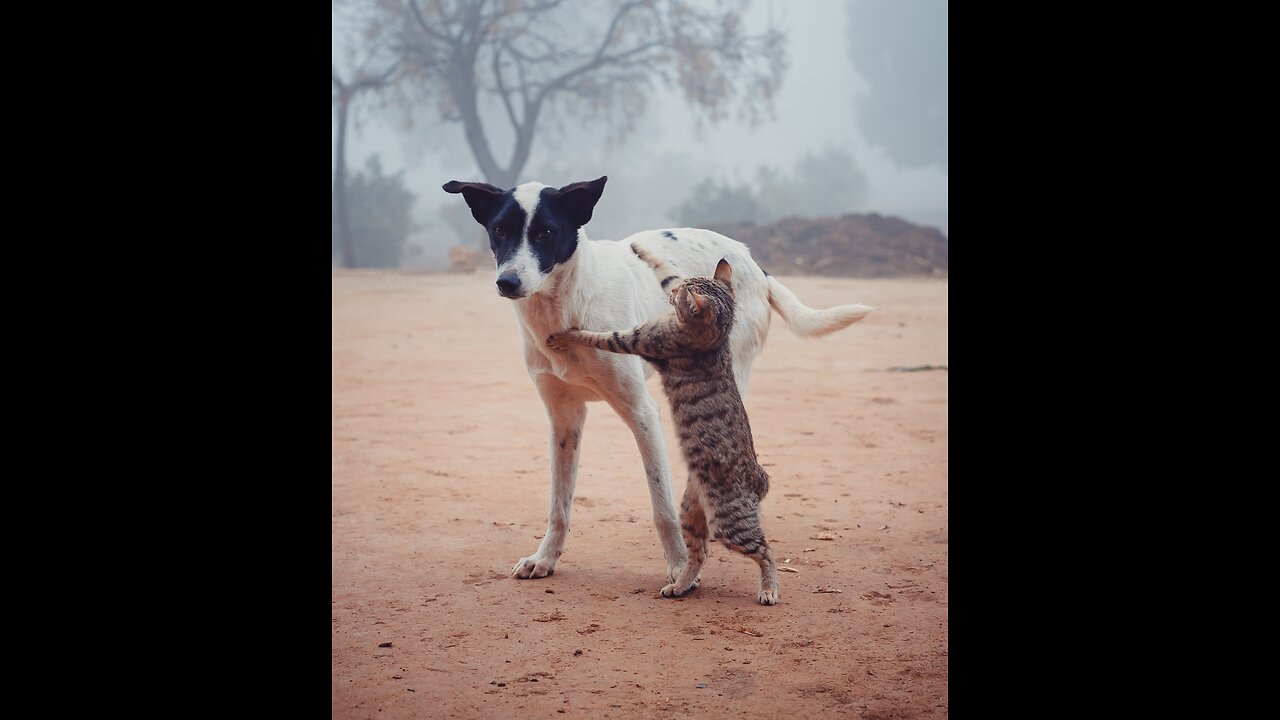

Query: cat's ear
left=713, top=258, right=733, bottom=286
left=688, top=290, right=709, bottom=315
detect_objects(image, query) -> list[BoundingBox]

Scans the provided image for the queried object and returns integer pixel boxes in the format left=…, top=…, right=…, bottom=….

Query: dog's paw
left=511, top=554, right=557, bottom=579
left=665, top=564, right=701, bottom=587
left=660, top=576, right=700, bottom=598
left=666, top=564, right=681, bottom=585
left=660, top=581, right=694, bottom=598
left=757, top=585, right=780, bottom=606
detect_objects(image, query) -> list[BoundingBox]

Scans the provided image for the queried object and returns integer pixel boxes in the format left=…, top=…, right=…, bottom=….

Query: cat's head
left=670, top=259, right=735, bottom=334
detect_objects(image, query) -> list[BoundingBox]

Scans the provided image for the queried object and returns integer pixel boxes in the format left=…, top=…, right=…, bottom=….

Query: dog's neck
left=514, top=229, right=593, bottom=329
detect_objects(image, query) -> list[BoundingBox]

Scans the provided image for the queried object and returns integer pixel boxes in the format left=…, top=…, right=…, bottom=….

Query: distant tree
left=332, top=155, right=418, bottom=267
left=334, top=1, right=400, bottom=268
left=765, top=146, right=869, bottom=220
left=752, top=164, right=799, bottom=222
left=677, top=148, right=869, bottom=226
left=373, top=0, right=787, bottom=188
left=845, top=0, right=948, bottom=169
left=671, top=178, right=760, bottom=226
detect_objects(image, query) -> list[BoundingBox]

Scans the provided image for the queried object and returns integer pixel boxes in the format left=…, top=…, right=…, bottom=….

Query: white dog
left=443, top=176, right=873, bottom=586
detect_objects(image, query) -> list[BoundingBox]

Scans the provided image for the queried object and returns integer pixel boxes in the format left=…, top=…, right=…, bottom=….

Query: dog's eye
left=535, top=228, right=552, bottom=242
left=494, top=226, right=506, bottom=238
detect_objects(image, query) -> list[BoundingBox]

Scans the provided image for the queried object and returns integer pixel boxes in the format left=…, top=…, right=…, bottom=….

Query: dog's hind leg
left=599, top=363, right=689, bottom=585
left=512, top=377, right=588, bottom=579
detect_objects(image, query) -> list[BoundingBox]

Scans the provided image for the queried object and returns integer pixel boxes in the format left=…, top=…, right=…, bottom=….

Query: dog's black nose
left=496, top=272, right=522, bottom=297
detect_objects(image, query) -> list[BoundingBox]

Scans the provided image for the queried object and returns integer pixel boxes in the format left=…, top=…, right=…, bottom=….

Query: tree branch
left=503, top=34, right=567, bottom=66
left=408, top=0, right=455, bottom=42
left=513, top=43, right=532, bottom=108
left=506, top=0, right=565, bottom=16
left=593, top=1, right=648, bottom=65
left=354, top=32, right=392, bottom=78
left=346, top=58, right=400, bottom=95
left=538, top=40, right=664, bottom=102
left=374, top=60, right=400, bottom=84
left=478, top=0, right=505, bottom=40
left=492, top=45, right=522, bottom=136
left=535, top=1, right=661, bottom=103
left=458, top=0, right=484, bottom=47
left=476, top=0, right=566, bottom=33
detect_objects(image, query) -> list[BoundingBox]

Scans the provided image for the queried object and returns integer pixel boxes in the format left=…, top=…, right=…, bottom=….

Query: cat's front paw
left=546, top=328, right=579, bottom=351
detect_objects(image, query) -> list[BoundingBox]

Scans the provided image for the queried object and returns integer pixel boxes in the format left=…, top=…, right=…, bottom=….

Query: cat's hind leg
left=662, top=481, right=709, bottom=598
left=712, top=498, right=780, bottom=605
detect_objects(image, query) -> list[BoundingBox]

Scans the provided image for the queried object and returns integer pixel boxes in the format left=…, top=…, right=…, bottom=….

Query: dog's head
left=442, top=176, right=607, bottom=299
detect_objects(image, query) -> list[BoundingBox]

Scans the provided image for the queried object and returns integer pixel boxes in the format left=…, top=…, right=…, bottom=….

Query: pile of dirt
left=707, top=214, right=948, bottom=277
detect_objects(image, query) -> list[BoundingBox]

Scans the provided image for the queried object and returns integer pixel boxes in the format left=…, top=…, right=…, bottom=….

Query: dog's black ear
left=443, top=180, right=505, bottom=225
left=554, top=176, right=607, bottom=228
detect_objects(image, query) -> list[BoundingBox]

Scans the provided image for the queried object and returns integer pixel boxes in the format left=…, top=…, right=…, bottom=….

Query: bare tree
left=333, top=2, right=399, bottom=268
left=374, top=0, right=787, bottom=189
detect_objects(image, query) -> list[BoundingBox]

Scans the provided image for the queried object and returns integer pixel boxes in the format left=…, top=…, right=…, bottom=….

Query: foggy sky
left=332, top=0, right=948, bottom=269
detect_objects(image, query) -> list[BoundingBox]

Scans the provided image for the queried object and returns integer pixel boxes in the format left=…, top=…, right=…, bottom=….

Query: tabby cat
left=547, top=249, right=780, bottom=605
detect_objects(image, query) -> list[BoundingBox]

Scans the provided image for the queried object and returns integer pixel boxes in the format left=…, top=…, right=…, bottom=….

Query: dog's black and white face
left=443, top=176, right=607, bottom=299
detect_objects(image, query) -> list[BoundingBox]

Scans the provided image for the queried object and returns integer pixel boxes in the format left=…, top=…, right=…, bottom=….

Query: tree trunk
left=449, top=69, right=516, bottom=188
left=505, top=101, right=540, bottom=189
left=334, top=94, right=356, bottom=268
left=450, top=73, right=531, bottom=189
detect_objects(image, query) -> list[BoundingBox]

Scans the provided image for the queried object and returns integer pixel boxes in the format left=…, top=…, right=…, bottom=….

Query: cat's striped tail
left=630, top=242, right=685, bottom=290
left=765, top=275, right=875, bottom=338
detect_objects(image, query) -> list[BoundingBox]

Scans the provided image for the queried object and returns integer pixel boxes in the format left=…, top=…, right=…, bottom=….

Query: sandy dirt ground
left=333, top=270, right=948, bottom=718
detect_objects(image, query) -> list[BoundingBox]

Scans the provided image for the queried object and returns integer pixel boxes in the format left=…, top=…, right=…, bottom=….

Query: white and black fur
left=443, top=176, right=873, bottom=586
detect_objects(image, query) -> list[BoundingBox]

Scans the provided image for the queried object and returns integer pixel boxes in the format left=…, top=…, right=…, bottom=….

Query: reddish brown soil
left=333, top=271, right=948, bottom=718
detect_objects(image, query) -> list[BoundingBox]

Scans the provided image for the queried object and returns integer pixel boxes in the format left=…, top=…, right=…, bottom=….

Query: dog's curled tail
left=766, top=275, right=875, bottom=338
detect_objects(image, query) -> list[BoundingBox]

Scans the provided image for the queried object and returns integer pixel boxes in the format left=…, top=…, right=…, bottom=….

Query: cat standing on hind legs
left=548, top=256, right=782, bottom=605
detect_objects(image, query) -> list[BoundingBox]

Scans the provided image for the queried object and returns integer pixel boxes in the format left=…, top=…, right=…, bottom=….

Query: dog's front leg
left=599, top=364, right=689, bottom=585
left=512, top=376, right=588, bottom=579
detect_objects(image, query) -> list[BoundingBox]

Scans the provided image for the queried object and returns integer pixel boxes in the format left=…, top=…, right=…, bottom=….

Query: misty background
left=332, top=0, right=948, bottom=270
